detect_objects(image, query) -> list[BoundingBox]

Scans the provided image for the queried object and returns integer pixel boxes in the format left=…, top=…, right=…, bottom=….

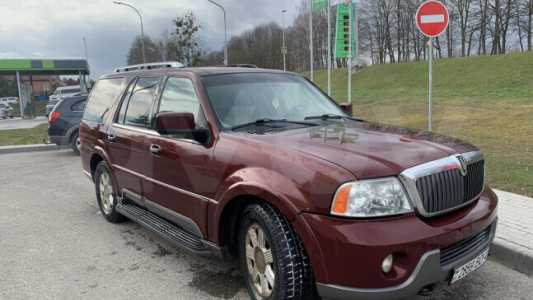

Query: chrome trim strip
left=112, top=123, right=160, bottom=137
left=399, top=151, right=485, bottom=218
left=111, top=123, right=202, bottom=145
left=143, top=175, right=211, bottom=203
left=112, top=164, right=212, bottom=204
left=113, top=164, right=144, bottom=179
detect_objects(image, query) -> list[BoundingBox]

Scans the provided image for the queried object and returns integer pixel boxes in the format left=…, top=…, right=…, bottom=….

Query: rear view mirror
left=154, top=112, right=210, bottom=144
left=155, top=112, right=195, bottom=133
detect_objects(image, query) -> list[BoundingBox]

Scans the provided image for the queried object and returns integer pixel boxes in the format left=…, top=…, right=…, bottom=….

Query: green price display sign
left=335, top=3, right=357, bottom=58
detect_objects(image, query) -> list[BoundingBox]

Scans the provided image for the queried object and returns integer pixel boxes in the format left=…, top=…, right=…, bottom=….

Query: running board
left=116, top=202, right=213, bottom=256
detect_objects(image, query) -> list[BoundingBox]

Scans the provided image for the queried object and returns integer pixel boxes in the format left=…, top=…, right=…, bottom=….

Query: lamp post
left=281, top=9, right=288, bottom=71
left=113, top=1, right=146, bottom=63
left=207, top=0, right=228, bottom=66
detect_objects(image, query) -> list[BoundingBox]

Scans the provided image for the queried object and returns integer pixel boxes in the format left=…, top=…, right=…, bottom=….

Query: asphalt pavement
left=0, top=117, right=47, bottom=131
left=0, top=150, right=531, bottom=300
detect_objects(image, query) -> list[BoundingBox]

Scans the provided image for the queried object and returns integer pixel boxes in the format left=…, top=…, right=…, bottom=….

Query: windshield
left=202, top=73, right=344, bottom=129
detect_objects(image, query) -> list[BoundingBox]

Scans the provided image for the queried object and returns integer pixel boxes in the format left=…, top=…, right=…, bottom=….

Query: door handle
left=108, top=133, right=117, bottom=142
left=150, top=144, right=162, bottom=155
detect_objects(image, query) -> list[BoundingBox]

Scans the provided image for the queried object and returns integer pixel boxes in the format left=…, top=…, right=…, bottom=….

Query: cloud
left=0, top=0, right=301, bottom=78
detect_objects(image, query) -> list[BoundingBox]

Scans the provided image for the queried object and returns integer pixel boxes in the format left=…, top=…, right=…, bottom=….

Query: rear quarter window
left=71, top=100, right=87, bottom=112
left=83, top=78, right=124, bottom=123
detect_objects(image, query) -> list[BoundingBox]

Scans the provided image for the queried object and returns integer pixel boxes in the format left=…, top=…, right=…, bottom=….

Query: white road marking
left=421, top=15, right=445, bottom=24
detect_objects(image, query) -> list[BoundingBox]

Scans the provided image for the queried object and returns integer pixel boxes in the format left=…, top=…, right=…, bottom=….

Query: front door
left=143, top=76, right=215, bottom=238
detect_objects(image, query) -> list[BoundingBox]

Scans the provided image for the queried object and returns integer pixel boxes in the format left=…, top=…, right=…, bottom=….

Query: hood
left=245, top=121, right=478, bottom=179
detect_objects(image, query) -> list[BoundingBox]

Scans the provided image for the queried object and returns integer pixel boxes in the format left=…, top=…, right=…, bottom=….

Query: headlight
left=330, top=178, right=413, bottom=218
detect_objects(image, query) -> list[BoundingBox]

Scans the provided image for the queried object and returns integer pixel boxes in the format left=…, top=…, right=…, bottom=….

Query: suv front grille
left=440, top=225, right=492, bottom=267
left=415, top=160, right=485, bottom=215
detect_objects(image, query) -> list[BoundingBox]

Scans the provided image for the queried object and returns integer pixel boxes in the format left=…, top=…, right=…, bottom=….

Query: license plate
left=450, top=248, right=489, bottom=284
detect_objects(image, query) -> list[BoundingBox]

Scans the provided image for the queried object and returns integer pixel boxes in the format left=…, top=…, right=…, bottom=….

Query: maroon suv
left=80, top=63, right=497, bottom=300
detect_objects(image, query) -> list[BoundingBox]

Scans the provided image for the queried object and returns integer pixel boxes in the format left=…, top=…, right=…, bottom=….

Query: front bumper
left=292, top=188, right=498, bottom=300
left=316, top=221, right=497, bottom=300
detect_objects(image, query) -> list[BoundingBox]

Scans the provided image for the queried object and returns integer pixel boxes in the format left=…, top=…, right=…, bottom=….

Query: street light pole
left=82, top=37, right=89, bottom=61
left=207, top=0, right=229, bottom=66
left=309, top=0, right=314, bottom=81
left=113, top=1, right=146, bottom=64
left=281, top=9, right=288, bottom=71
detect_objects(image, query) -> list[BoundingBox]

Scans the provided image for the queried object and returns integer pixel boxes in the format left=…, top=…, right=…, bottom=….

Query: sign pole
left=16, top=71, right=24, bottom=119
left=309, top=0, right=314, bottom=81
left=415, top=0, right=449, bottom=132
left=348, top=1, right=353, bottom=104
left=428, top=39, right=433, bottom=131
left=327, top=0, right=331, bottom=95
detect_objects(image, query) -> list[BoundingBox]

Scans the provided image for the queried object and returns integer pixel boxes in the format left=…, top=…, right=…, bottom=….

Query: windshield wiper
left=304, top=114, right=364, bottom=122
left=231, top=118, right=317, bottom=131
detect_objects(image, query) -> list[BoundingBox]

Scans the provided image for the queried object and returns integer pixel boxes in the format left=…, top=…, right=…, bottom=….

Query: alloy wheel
left=245, top=223, right=275, bottom=299
left=99, top=171, right=114, bottom=214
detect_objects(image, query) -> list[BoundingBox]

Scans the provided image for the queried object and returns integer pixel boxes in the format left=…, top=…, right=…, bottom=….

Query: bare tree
left=451, top=0, right=473, bottom=56
left=127, top=36, right=165, bottom=65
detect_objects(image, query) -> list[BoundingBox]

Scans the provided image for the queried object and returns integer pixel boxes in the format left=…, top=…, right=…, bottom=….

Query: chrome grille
left=415, top=160, right=485, bottom=214
left=400, top=151, right=485, bottom=217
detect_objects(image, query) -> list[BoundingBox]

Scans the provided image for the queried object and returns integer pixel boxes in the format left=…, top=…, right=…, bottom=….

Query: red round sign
left=416, top=0, right=449, bottom=38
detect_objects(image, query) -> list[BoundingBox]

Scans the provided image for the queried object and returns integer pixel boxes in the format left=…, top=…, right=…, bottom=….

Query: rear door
left=107, top=76, right=162, bottom=204
left=142, top=76, right=214, bottom=237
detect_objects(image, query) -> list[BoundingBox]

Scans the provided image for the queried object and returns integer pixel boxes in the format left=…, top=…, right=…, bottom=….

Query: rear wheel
left=238, top=203, right=318, bottom=300
left=70, top=131, right=81, bottom=155
left=94, top=161, right=126, bottom=223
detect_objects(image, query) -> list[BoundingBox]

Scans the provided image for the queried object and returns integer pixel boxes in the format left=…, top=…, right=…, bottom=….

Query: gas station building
left=0, top=59, right=90, bottom=117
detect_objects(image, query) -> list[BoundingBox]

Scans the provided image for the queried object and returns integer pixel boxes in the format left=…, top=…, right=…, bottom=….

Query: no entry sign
left=416, top=0, right=449, bottom=38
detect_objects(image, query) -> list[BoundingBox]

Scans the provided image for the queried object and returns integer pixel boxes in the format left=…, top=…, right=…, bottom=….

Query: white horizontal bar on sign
left=421, top=15, right=445, bottom=24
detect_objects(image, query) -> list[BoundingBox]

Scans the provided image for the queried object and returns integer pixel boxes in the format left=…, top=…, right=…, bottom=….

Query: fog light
left=382, top=254, right=394, bottom=274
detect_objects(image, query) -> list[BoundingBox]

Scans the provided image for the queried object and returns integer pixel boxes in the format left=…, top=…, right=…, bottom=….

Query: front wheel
left=238, top=203, right=318, bottom=300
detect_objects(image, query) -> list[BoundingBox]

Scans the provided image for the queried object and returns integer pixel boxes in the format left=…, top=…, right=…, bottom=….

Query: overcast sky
left=0, top=0, right=301, bottom=78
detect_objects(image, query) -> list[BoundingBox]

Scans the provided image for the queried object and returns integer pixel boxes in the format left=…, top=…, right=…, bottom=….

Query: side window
left=71, top=100, right=86, bottom=112
left=83, top=78, right=125, bottom=123
left=158, top=77, right=202, bottom=124
left=123, top=77, right=160, bottom=128
left=116, top=79, right=137, bottom=124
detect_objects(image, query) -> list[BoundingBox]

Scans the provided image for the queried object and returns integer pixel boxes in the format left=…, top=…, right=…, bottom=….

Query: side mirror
left=339, top=102, right=353, bottom=116
left=154, top=112, right=210, bottom=144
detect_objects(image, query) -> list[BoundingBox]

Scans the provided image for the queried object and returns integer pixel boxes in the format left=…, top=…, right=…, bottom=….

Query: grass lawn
left=0, top=124, right=49, bottom=146
left=312, top=52, right=533, bottom=197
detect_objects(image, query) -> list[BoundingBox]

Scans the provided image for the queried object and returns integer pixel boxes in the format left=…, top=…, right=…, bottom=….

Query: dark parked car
left=80, top=63, right=497, bottom=300
left=48, top=95, right=87, bottom=154
left=45, top=99, right=61, bottom=117
left=0, top=103, right=14, bottom=119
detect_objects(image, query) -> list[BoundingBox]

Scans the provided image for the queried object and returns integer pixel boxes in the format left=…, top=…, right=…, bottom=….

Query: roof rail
left=226, top=64, right=258, bottom=68
left=114, top=61, right=185, bottom=73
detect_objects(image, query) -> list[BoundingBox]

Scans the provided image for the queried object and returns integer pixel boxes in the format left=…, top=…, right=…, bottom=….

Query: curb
left=492, top=238, right=533, bottom=277
left=0, top=144, right=66, bottom=155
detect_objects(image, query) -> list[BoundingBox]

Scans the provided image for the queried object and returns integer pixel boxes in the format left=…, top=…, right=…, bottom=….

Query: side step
left=116, top=202, right=212, bottom=256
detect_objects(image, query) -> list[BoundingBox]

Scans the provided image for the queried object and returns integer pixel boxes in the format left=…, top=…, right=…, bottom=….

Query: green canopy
left=0, top=59, right=89, bottom=75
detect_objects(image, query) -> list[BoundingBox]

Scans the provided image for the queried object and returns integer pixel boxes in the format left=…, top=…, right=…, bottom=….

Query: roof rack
left=114, top=61, right=184, bottom=73
left=225, top=64, right=258, bottom=68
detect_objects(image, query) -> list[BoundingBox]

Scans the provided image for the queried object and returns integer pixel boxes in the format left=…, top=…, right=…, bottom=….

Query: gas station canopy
left=0, top=58, right=90, bottom=75
left=0, top=59, right=90, bottom=118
